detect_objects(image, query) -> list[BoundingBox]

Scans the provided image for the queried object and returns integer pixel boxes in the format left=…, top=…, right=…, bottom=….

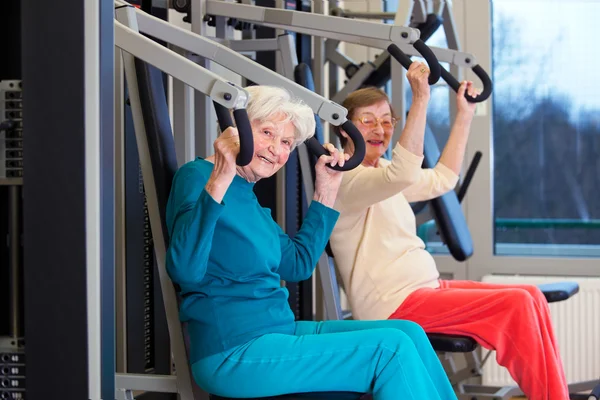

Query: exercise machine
left=291, top=62, right=600, bottom=400
left=112, top=2, right=396, bottom=398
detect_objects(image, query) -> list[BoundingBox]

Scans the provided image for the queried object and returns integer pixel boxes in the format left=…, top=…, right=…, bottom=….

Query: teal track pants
left=192, top=319, right=457, bottom=400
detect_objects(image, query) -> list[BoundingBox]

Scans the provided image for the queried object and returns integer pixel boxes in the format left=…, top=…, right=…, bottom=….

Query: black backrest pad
left=294, top=63, right=324, bottom=144
left=134, top=58, right=179, bottom=249
left=422, top=125, right=473, bottom=261
left=294, top=63, right=325, bottom=172
left=294, top=63, right=335, bottom=258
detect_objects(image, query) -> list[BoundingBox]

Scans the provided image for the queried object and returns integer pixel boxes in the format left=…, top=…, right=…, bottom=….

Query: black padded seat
left=538, top=282, right=579, bottom=303
left=427, top=333, right=478, bottom=353
left=211, top=393, right=370, bottom=400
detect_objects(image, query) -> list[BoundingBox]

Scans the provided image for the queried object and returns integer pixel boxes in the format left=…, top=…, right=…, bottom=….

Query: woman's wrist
left=313, top=190, right=336, bottom=208
left=205, top=173, right=234, bottom=203
left=455, top=110, right=475, bottom=125
left=411, top=95, right=430, bottom=106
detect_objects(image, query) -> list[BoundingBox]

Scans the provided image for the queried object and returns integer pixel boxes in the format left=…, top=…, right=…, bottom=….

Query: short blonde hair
left=245, top=85, right=316, bottom=149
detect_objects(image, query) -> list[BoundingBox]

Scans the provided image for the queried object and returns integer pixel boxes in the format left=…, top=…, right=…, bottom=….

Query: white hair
left=244, top=85, right=316, bottom=148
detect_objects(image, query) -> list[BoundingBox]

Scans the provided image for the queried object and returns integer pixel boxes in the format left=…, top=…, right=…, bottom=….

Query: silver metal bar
left=332, top=10, right=397, bottom=20
left=85, top=0, right=102, bottom=397
left=311, top=0, right=327, bottom=321
left=312, top=0, right=326, bottom=96
left=277, top=34, right=298, bottom=80
left=434, top=0, right=445, bottom=16
left=395, top=0, right=416, bottom=26
left=114, top=6, right=199, bottom=400
left=115, top=374, right=178, bottom=393
left=412, top=0, right=428, bottom=24
left=325, top=40, right=355, bottom=70
left=274, top=33, right=299, bottom=233
left=114, top=20, right=249, bottom=109
left=8, top=186, right=20, bottom=339
left=169, top=44, right=197, bottom=166
left=390, top=57, right=407, bottom=146
left=443, top=0, right=461, bottom=51
left=191, top=0, right=216, bottom=160
left=331, top=61, right=376, bottom=105
left=127, top=5, right=350, bottom=124
left=208, top=37, right=281, bottom=52
left=114, top=43, right=128, bottom=374
left=172, top=75, right=196, bottom=166
left=205, top=0, right=421, bottom=50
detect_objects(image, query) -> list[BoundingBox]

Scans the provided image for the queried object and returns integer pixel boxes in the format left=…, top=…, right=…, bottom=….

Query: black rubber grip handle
left=306, top=120, right=366, bottom=171
left=456, top=151, right=482, bottom=203
left=213, top=101, right=254, bottom=166
left=440, top=64, right=493, bottom=103
left=412, top=39, right=441, bottom=84
left=387, top=43, right=413, bottom=70
left=214, top=101, right=234, bottom=132
left=387, top=41, right=441, bottom=85
left=232, top=109, right=254, bottom=166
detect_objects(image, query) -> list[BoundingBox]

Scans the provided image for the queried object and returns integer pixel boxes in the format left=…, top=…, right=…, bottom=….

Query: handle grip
left=306, top=120, right=366, bottom=171
left=440, top=64, right=493, bottom=103
left=456, top=151, right=482, bottom=203
left=412, top=39, right=441, bottom=85
left=387, top=40, right=441, bottom=85
left=213, top=101, right=254, bottom=166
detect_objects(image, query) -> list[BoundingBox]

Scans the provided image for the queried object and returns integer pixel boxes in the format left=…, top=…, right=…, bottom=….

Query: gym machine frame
left=113, top=2, right=378, bottom=398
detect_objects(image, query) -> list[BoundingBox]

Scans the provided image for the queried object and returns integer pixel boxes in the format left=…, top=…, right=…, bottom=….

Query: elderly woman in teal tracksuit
left=165, top=85, right=457, bottom=400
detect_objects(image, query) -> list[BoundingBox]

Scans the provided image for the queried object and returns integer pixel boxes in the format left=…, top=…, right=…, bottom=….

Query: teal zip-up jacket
left=165, top=158, right=340, bottom=363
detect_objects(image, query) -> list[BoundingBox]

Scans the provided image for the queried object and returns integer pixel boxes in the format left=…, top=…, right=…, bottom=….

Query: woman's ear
left=339, top=128, right=350, bottom=139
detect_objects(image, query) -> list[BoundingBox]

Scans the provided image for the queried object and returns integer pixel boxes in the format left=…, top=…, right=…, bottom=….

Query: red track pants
left=388, top=280, right=569, bottom=400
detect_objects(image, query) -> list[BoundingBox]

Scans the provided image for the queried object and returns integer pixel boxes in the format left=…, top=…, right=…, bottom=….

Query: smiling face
left=353, top=100, right=396, bottom=166
left=239, top=113, right=296, bottom=181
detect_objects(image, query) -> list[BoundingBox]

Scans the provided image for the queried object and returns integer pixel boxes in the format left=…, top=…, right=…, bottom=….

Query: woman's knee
left=368, top=328, right=422, bottom=355
left=523, top=284, right=547, bottom=304
left=503, top=288, right=538, bottom=314
left=385, top=320, right=428, bottom=342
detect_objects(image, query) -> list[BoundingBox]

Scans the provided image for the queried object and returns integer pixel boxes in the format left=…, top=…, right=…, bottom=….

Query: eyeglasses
left=355, top=115, right=397, bottom=130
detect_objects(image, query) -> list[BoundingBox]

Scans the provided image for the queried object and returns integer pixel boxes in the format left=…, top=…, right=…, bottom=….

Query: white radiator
left=480, top=275, right=600, bottom=387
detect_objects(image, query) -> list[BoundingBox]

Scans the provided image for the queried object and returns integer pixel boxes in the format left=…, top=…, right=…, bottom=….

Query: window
left=491, top=0, right=600, bottom=256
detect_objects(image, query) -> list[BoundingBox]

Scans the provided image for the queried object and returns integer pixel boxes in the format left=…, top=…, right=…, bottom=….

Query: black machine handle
left=387, top=39, right=441, bottom=85
left=306, top=120, right=366, bottom=171
left=213, top=102, right=254, bottom=166
left=440, top=64, right=493, bottom=103
left=456, top=151, right=482, bottom=203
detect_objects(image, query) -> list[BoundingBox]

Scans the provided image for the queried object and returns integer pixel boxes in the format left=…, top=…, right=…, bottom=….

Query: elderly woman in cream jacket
left=330, top=62, right=569, bottom=400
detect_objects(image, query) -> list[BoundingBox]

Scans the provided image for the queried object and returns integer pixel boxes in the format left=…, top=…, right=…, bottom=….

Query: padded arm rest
left=537, top=282, right=580, bottom=303
left=590, top=383, right=600, bottom=400
left=427, top=333, right=478, bottom=353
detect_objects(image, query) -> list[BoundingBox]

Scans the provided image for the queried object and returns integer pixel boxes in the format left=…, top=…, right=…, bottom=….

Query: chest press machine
left=290, top=33, right=594, bottom=400
left=113, top=1, right=478, bottom=398
left=112, top=1, right=599, bottom=399
left=115, top=1, right=430, bottom=399
left=210, top=2, right=596, bottom=399
left=293, top=65, right=599, bottom=400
